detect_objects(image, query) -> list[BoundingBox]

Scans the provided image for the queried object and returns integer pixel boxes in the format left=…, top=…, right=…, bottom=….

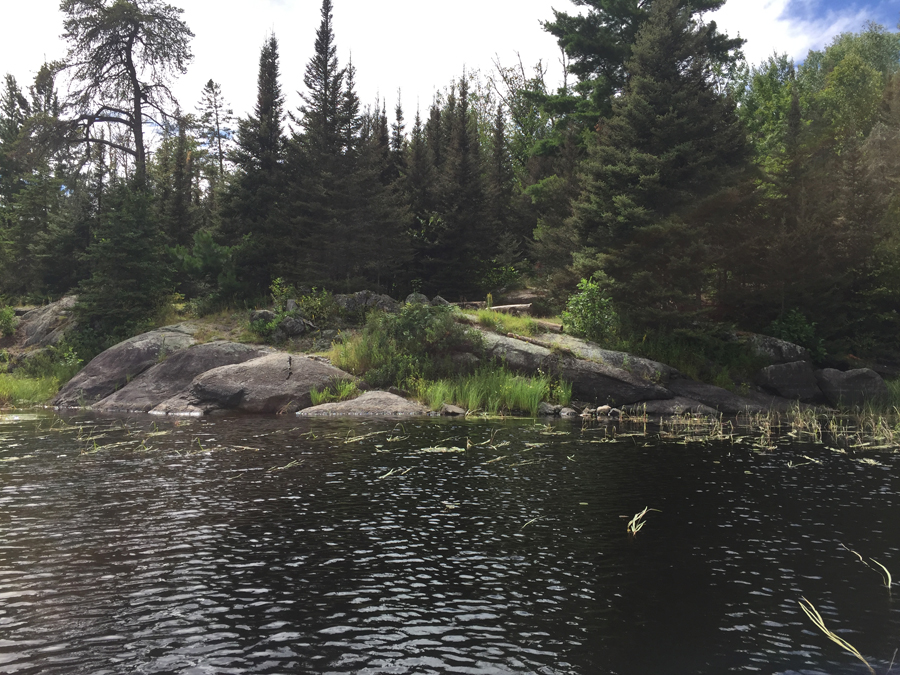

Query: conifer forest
left=1, top=0, right=899, bottom=360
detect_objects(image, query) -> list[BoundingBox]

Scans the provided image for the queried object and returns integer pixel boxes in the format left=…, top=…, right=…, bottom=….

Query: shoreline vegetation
left=1, top=288, right=899, bottom=456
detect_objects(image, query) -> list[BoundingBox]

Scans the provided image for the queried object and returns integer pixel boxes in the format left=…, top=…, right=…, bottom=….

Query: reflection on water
left=0, top=411, right=898, bottom=674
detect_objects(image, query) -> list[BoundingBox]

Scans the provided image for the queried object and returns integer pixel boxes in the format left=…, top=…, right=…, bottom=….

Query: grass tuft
left=467, top=309, right=542, bottom=337
left=410, top=367, right=569, bottom=417
left=310, top=380, right=360, bottom=406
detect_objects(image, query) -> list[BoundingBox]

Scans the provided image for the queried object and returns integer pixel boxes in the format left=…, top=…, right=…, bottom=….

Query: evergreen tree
left=196, top=79, right=233, bottom=180
left=542, top=0, right=743, bottom=120
left=430, top=75, right=488, bottom=298
left=572, top=0, right=749, bottom=330
left=390, top=94, right=406, bottom=180
left=77, top=179, right=170, bottom=342
left=222, top=34, right=286, bottom=294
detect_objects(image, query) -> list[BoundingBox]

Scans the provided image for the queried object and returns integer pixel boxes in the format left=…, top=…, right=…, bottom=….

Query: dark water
left=0, top=411, right=898, bottom=674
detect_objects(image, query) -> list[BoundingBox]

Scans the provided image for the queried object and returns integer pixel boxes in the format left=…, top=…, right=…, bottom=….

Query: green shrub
left=562, top=277, right=619, bottom=344
left=17, top=344, right=83, bottom=383
left=769, top=309, right=826, bottom=361
left=0, top=306, right=16, bottom=337
left=331, top=303, right=480, bottom=388
left=297, top=287, right=341, bottom=325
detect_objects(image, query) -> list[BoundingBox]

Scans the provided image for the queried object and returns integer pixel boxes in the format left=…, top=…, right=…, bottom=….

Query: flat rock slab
left=151, top=353, right=357, bottom=415
left=815, top=368, right=890, bottom=408
left=480, top=331, right=672, bottom=406
left=298, top=391, right=432, bottom=416
left=53, top=324, right=198, bottom=408
left=535, top=333, right=680, bottom=384
left=666, top=379, right=768, bottom=414
left=92, top=341, right=273, bottom=412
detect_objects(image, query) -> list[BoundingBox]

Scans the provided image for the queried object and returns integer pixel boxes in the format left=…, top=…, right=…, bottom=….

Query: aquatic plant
left=798, top=597, right=874, bottom=674
left=626, top=506, right=660, bottom=536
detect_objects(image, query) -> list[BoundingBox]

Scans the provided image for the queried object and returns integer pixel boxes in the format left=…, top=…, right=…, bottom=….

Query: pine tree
left=572, top=0, right=750, bottom=330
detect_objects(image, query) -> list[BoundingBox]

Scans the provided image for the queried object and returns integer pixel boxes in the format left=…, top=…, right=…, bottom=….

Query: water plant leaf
left=626, top=506, right=660, bottom=536
left=798, top=597, right=875, bottom=674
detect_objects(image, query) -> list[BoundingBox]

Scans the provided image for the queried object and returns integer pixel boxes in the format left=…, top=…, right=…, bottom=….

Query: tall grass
left=411, top=367, right=569, bottom=416
left=0, top=374, right=61, bottom=407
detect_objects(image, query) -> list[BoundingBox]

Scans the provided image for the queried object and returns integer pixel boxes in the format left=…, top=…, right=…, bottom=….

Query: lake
left=0, top=410, right=898, bottom=674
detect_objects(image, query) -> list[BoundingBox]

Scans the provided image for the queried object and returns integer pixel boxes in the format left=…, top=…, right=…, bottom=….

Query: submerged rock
left=53, top=325, right=197, bottom=408
left=151, top=352, right=357, bottom=415
left=92, top=341, right=273, bottom=412
left=666, top=379, right=767, bottom=414
left=624, top=397, right=718, bottom=416
left=299, top=391, right=432, bottom=416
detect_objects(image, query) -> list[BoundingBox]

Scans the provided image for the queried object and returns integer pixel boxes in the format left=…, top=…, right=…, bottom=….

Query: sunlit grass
left=309, top=379, right=360, bottom=405
left=465, top=309, right=542, bottom=337
left=0, top=374, right=62, bottom=408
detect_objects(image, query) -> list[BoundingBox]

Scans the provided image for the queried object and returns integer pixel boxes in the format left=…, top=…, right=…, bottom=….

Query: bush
left=769, top=310, right=826, bottom=361
left=17, top=344, right=83, bottom=383
left=331, top=303, right=480, bottom=388
left=0, top=306, right=16, bottom=337
left=562, top=277, right=619, bottom=344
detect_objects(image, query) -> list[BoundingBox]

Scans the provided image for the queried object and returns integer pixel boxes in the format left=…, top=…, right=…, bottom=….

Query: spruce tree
left=222, top=34, right=286, bottom=294
left=431, top=76, right=488, bottom=298
left=572, top=0, right=749, bottom=331
left=77, top=179, right=170, bottom=342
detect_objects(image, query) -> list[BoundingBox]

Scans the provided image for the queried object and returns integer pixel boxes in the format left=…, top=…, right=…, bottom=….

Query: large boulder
left=744, top=333, right=810, bottom=364
left=666, top=379, right=768, bottom=414
left=755, top=361, right=824, bottom=402
left=479, top=332, right=673, bottom=406
left=334, top=290, right=400, bottom=315
left=53, top=324, right=197, bottom=408
left=151, top=353, right=358, bottom=415
left=815, top=368, right=890, bottom=408
left=17, top=296, right=77, bottom=349
left=534, top=333, right=680, bottom=384
left=298, top=391, right=432, bottom=416
left=92, top=341, right=273, bottom=412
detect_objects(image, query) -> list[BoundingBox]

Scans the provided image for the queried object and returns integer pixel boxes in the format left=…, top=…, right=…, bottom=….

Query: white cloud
left=709, top=0, right=874, bottom=67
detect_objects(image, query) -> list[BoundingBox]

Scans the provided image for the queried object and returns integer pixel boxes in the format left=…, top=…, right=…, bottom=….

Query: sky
left=1, top=0, right=898, bottom=127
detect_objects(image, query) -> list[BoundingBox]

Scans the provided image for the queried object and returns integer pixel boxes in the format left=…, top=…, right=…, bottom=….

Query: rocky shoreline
left=6, top=296, right=894, bottom=418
